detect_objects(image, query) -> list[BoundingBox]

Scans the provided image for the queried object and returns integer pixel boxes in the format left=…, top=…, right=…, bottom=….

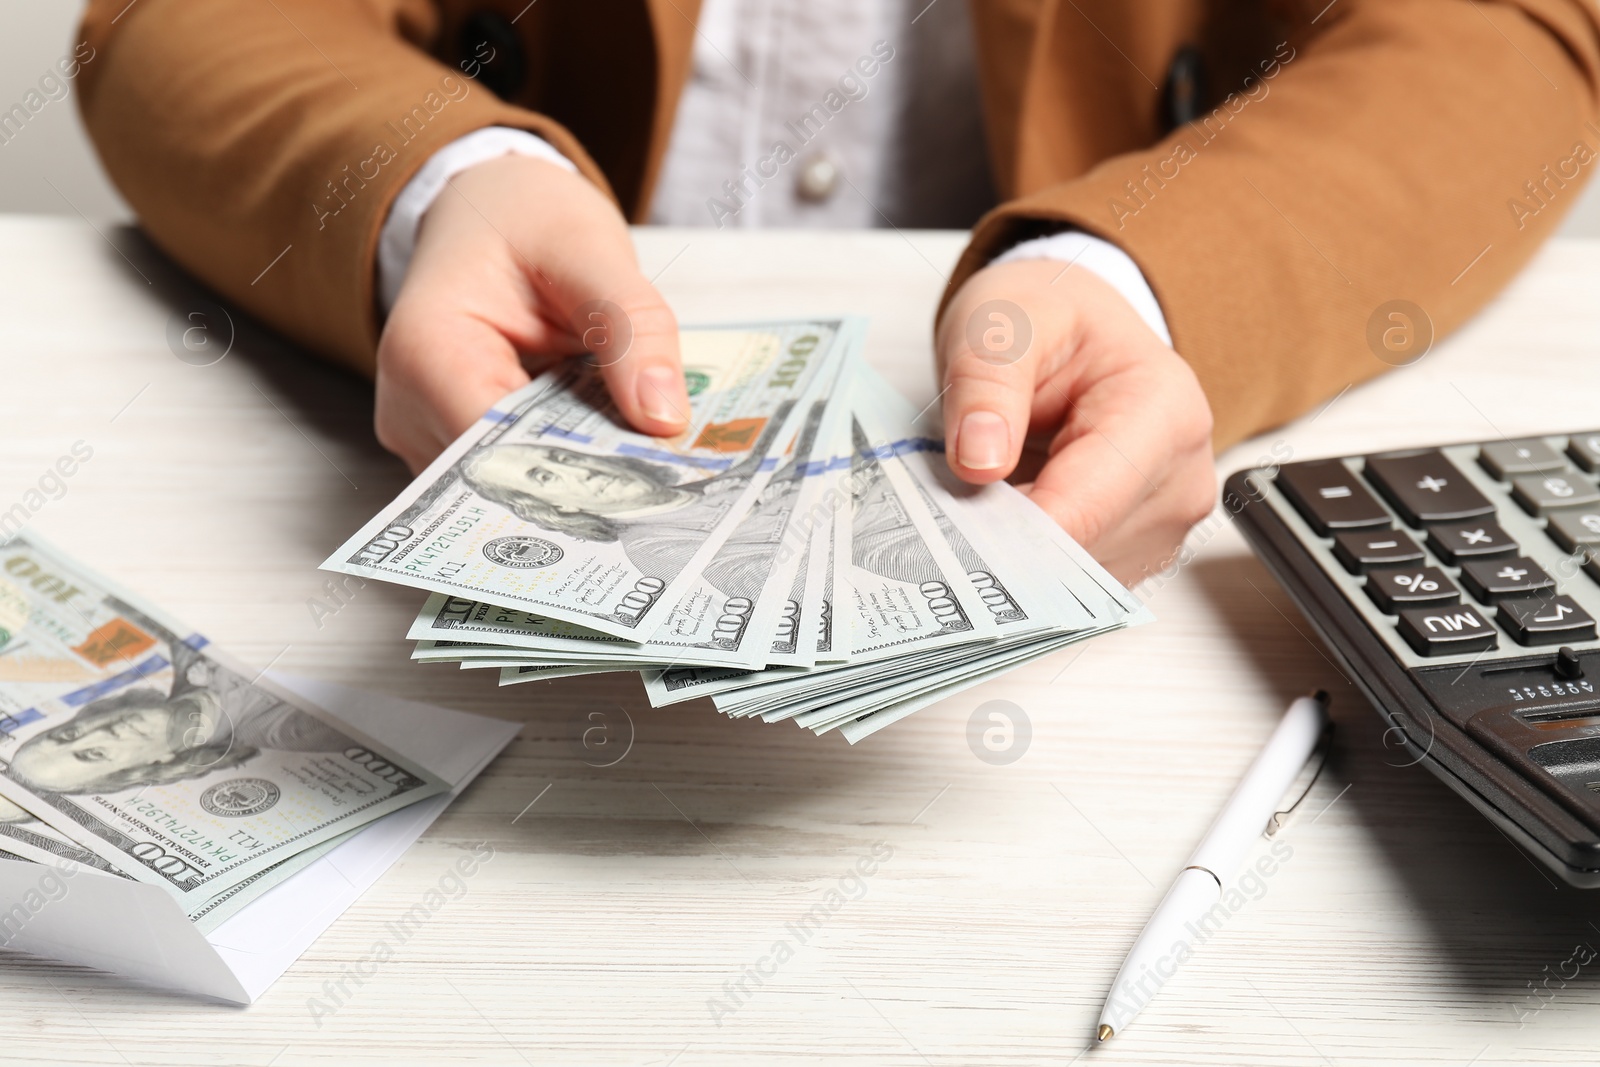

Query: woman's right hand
left=374, top=154, right=690, bottom=473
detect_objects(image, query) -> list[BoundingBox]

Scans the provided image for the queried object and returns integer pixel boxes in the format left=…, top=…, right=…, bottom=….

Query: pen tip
left=1097, top=1024, right=1113, bottom=1043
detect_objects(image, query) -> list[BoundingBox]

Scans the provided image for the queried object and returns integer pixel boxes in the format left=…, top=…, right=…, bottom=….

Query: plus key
left=1458, top=556, right=1555, bottom=603
left=1364, top=450, right=1497, bottom=527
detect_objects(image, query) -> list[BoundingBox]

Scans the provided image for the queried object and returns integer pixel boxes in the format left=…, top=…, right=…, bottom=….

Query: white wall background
left=5, top=1, right=1600, bottom=235
left=0, top=2, right=129, bottom=219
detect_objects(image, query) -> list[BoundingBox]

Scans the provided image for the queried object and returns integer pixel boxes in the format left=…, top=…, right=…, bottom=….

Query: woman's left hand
left=936, top=259, right=1218, bottom=586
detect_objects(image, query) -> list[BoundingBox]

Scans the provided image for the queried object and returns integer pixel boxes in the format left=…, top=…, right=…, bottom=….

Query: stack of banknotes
left=323, top=318, right=1150, bottom=743
left=0, top=535, right=450, bottom=930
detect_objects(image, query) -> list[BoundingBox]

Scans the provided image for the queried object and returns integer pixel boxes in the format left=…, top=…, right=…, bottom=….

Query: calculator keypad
left=1262, top=434, right=1600, bottom=663
left=1242, top=433, right=1600, bottom=870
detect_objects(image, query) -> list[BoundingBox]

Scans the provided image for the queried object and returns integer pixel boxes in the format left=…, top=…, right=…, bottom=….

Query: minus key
left=1331, top=529, right=1424, bottom=574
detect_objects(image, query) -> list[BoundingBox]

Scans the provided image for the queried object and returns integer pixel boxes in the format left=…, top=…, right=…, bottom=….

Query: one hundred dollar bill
left=325, top=320, right=858, bottom=640
left=639, top=367, right=845, bottom=668
left=840, top=414, right=999, bottom=657
left=642, top=413, right=847, bottom=687
left=0, top=534, right=450, bottom=912
left=638, top=385, right=858, bottom=704
left=763, top=363, right=857, bottom=668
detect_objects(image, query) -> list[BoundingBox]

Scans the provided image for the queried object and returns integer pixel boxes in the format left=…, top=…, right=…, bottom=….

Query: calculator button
left=1331, top=529, right=1424, bottom=574
left=1511, top=472, right=1600, bottom=515
left=1547, top=507, right=1600, bottom=553
left=1425, top=520, right=1519, bottom=564
left=1396, top=604, right=1498, bottom=656
left=1479, top=439, right=1566, bottom=479
left=1277, top=461, right=1391, bottom=536
left=1364, top=451, right=1496, bottom=527
left=1498, top=595, right=1598, bottom=646
left=1568, top=432, right=1600, bottom=473
left=1458, top=556, right=1556, bottom=603
left=1366, top=566, right=1459, bottom=614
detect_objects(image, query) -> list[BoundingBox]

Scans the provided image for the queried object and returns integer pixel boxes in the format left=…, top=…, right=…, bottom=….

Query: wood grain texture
left=1, top=217, right=1598, bottom=1065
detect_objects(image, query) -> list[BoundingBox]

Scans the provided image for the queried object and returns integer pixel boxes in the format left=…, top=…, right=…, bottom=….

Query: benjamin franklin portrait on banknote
left=1, top=617, right=347, bottom=812
left=461, top=442, right=759, bottom=579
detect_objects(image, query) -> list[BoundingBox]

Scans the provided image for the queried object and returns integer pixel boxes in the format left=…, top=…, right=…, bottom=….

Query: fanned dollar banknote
left=0, top=534, right=450, bottom=921
left=330, top=318, right=1149, bottom=741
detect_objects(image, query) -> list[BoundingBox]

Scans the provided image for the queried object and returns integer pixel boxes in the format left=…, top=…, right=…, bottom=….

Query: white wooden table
left=2, top=216, right=1599, bottom=1066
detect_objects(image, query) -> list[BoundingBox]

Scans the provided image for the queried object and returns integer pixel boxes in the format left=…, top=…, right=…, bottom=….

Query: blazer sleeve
left=948, top=0, right=1600, bottom=449
left=76, top=0, right=614, bottom=376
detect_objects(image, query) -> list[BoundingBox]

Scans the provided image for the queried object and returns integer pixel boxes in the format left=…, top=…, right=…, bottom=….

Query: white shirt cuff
left=377, top=127, right=578, bottom=313
left=992, top=232, right=1172, bottom=348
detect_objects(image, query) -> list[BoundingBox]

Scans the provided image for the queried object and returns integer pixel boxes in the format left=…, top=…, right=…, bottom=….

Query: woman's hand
left=374, top=154, right=689, bottom=473
left=937, top=259, right=1217, bottom=586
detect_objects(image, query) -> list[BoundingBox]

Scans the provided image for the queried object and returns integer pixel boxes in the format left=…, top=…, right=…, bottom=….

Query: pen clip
left=1264, top=719, right=1335, bottom=839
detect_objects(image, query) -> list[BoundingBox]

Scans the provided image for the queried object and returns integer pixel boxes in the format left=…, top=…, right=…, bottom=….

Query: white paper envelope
left=0, top=675, right=521, bottom=1003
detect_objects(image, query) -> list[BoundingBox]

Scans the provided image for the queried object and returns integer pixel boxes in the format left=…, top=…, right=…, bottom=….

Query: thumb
left=375, top=302, right=533, bottom=473
left=541, top=255, right=690, bottom=437
left=937, top=293, right=1046, bottom=484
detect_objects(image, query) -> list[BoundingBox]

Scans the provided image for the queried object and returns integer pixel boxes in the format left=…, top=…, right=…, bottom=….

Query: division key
left=1364, top=450, right=1497, bottom=527
left=1276, top=460, right=1392, bottom=536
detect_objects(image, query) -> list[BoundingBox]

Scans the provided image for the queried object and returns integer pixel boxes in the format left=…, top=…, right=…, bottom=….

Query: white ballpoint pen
left=1095, top=691, right=1331, bottom=1043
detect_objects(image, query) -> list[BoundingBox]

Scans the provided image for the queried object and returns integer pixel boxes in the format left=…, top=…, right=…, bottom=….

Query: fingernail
left=637, top=365, right=685, bottom=425
left=957, top=411, right=1010, bottom=471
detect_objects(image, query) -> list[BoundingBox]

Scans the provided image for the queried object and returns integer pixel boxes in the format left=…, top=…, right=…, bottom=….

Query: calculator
left=1226, top=432, right=1600, bottom=886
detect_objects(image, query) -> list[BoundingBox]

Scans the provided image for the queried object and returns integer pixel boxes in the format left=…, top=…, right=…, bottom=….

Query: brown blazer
left=77, top=0, right=1600, bottom=448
